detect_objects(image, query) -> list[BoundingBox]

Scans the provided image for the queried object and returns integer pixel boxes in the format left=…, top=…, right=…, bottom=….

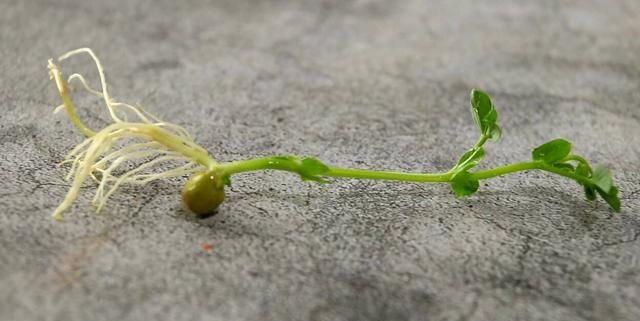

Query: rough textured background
left=1, top=0, right=639, bottom=320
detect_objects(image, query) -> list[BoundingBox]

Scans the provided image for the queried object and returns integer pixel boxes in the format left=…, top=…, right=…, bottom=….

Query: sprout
left=48, top=48, right=621, bottom=222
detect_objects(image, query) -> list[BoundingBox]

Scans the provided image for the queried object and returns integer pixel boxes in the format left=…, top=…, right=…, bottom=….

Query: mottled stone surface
left=1, top=1, right=639, bottom=320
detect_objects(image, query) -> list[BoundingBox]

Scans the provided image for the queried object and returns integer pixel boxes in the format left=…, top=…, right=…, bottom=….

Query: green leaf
left=575, top=162, right=591, bottom=178
left=575, top=162, right=596, bottom=201
left=267, top=155, right=330, bottom=183
left=596, top=185, right=620, bottom=212
left=592, top=164, right=613, bottom=193
left=489, top=125, right=502, bottom=141
left=299, top=157, right=330, bottom=183
left=454, top=147, right=485, bottom=172
left=531, top=138, right=572, bottom=164
left=588, top=165, right=620, bottom=211
left=470, top=89, right=499, bottom=138
left=450, top=171, right=480, bottom=197
left=584, top=185, right=597, bottom=201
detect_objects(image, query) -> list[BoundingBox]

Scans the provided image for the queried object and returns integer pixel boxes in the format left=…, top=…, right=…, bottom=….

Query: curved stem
left=218, top=157, right=301, bottom=174
left=471, top=161, right=592, bottom=186
left=536, top=163, right=592, bottom=186
left=470, top=161, right=541, bottom=180
left=562, top=154, right=593, bottom=174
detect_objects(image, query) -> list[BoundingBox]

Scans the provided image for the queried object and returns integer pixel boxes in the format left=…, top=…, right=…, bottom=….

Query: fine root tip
left=52, top=212, right=64, bottom=222
left=47, top=60, right=54, bottom=78
left=58, top=47, right=93, bottom=62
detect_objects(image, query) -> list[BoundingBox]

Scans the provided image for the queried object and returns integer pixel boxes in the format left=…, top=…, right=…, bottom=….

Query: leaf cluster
left=450, top=148, right=484, bottom=197
left=449, top=89, right=496, bottom=197
left=531, top=139, right=620, bottom=211
left=470, top=89, right=502, bottom=140
left=448, top=89, right=620, bottom=212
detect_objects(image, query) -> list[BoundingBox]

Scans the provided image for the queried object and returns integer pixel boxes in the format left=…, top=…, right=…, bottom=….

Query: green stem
left=471, top=161, right=592, bottom=185
left=562, top=154, right=593, bottom=174
left=218, top=156, right=303, bottom=175
left=217, top=156, right=591, bottom=186
left=325, top=167, right=451, bottom=182
left=473, top=134, right=489, bottom=149
left=218, top=156, right=452, bottom=182
left=537, top=163, right=592, bottom=186
left=470, top=161, right=540, bottom=180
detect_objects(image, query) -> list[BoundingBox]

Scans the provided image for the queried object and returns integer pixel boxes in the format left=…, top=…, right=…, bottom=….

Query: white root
left=50, top=48, right=214, bottom=220
left=92, top=149, right=168, bottom=206
left=58, top=48, right=122, bottom=123
left=65, top=60, right=193, bottom=139
left=95, top=155, right=197, bottom=212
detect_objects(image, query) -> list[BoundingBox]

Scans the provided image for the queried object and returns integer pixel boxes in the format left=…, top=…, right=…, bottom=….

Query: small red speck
left=201, top=243, right=214, bottom=252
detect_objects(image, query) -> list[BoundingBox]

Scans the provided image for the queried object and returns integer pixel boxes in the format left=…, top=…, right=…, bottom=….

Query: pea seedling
left=48, top=48, right=621, bottom=221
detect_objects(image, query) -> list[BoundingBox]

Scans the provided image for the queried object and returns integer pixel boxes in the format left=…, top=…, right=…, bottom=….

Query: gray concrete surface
left=1, top=0, right=640, bottom=320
